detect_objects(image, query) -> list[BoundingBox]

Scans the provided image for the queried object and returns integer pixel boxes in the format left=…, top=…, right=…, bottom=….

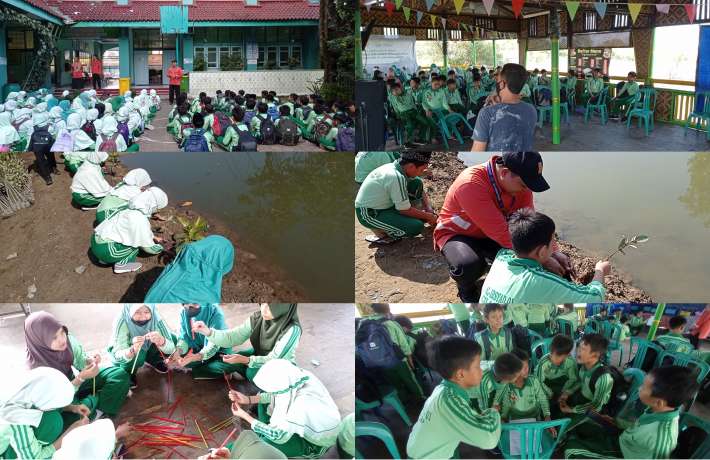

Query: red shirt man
left=91, top=57, right=102, bottom=76
left=71, top=58, right=84, bottom=79
left=167, top=63, right=183, bottom=86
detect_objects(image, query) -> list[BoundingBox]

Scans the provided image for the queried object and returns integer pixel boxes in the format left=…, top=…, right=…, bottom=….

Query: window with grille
left=613, top=13, right=629, bottom=28
left=584, top=11, right=597, bottom=31
left=695, top=0, right=709, bottom=21
left=427, top=28, right=439, bottom=40
left=384, top=27, right=399, bottom=36
left=450, top=30, right=462, bottom=40
left=528, top=18, right=537, bottom=37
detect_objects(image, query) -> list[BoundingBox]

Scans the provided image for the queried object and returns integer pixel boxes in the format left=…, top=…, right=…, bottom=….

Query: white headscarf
left=253, top=360, right=341, bottom=447
left=116, top=106, right=129, bottom=122
left=5, top=92, right=18, bottom=101
left=109, top=168, right=152, bottom=201
left=33, top=102, right=47, bottom=113
left=71, top=151, right=110, bottom=197
left=0, top=112, right=19, bottom=145
left=87, top=109, right=99, bottom=121
left=62, top=90, right=70, bottom=98
left=4, top=100, right=17, bottom=114
left=0, top=104, right=4, bottom=113
left=95, top=187, right=167, bottom=247
left=0, top=367, right=74, bottom=427
left=67, top=113, right=94, bottom=151
left=53, top=419, right=116, bottom=460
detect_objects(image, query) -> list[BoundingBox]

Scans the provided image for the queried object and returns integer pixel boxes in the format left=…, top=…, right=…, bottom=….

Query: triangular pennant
left=628, top=3, right=642, bottom=24
left=416, top=10, right=424, bottom=24
left=684, top=4, right=696, bottom=22
left=655, top=4, right=670, bottom=14
left=482, top=0, right=495, bottom=15
left=403, top=6, right=411, bottom=21
left=441, top=17, right=447, bottom=28
left=364, top=1, right=372, bottom=12
left=430, top=13, right=437, bottom=28
left=384, top=0, right=395, bottom=16
left=395, top=0, right=403, bottom=9
left=594, top=2, right=607, bottom=18
left=453, top=0, right=465, bottom=14
left=511, top=0, right=524, bottom=18
left=565, top=1, right=580, bottom=20
left=425, top=0, right=435, bottom=11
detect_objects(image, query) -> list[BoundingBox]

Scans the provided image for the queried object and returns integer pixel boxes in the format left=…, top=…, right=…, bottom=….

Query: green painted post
left=646, top=304, right=666, bottom=341
left=118, top=28, right=131, bottom=80
left=647, top=28, right=655, bottom=86
left=492, top=38, right=496, bottom=67
left=354, top=6, right=363, bottom=79
left=551, top=35, right=561, bottom=144
left=471, top=41, right=477, bottom=66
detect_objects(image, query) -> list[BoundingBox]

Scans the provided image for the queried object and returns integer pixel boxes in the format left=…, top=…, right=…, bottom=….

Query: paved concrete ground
left=0, top=303, right=354, bottom=459
left=384, top=110, right=710, bottom=152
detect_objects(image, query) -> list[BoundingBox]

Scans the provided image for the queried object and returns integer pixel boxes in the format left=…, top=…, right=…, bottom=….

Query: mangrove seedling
left=605, top=234, right=650, bottom=261
left=174, top=215, right=209, bottom=252
left=107, top=152, right=121, bottom=176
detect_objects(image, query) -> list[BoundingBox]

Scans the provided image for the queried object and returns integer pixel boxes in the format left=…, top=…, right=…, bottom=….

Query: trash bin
left=119, top=77, right=131, bottom=96
left=180, top=73, right=189, bottom=95
left=2, top=83, right=21, bottom=101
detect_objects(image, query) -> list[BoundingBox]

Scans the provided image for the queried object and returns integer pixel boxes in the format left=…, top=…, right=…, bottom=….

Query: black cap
left=501, top=151, right=549, bottom=192
left=401, top=152, right=432, bottom=163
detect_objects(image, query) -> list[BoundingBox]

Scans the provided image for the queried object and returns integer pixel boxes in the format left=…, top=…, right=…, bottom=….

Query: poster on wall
left=569, top=48, right=611, bottom=78
left=363, top=35, right=417, bottom=76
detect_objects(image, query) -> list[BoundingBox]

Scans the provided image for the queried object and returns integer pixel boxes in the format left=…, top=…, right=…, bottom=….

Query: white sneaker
left=81, top=205, right=98, bottom=211
left=114, top=262, right=142, bottom=274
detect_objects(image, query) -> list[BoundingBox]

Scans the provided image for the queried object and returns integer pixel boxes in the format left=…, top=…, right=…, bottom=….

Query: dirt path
left=0, top=154, right=304, bottom=302
left=355, top=153, right=652, bottom=303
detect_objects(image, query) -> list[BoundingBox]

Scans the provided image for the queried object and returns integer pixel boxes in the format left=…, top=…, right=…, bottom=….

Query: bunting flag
left=453, top=0, right=465, bottom=14
left=403, top=5, right=411, bottom=21
left=512, top=0, right=524, bottom=18
left=565, top=1, right=580, bottom=20
left=594, top=2, right=607, bottom=18
left=364, top=1, right=372, bottom=12
left=684, top=3, right=696, bottom=22
left=430, top=13, right=437, bottom=27
left=395, top=0, right=403, bottom=10
left=416, top=10, right=424, bottom=24
left=385, top=0, right=395, bottom=16
left=425, top=0, right=435, bottom=11
left=441, top=17, right=447, bottom=28
left=482, top=0, right=495, bottom=15
left=655, top=4, right=670, bottom=14
left=628, top=3, right=642, bottom=24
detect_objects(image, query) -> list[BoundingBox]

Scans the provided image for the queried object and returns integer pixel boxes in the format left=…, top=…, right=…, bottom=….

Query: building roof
left=7, top=0, right=319, bottom=24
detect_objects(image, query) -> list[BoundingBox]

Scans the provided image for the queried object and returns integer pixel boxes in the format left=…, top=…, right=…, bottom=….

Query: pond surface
left=458, top=151, right=710, bottom=301
left=122, top=152, right=354, bottom=301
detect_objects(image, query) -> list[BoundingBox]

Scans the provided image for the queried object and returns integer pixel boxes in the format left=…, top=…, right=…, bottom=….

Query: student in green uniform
left=476, top=352, right=523, bottom=411
left=556, top=304, right=580, bottom=334
left=564, top=366, right=697, bottom=459
left=559, top=334, right=612, bottom=430
left=535, top=334, right=578, bottom=418
left=447, top=303, right=471, bottom=334
left=445, top=79, right=465, bottom=115
left=474, top=304, right=513, bottom=361
left=629, top=311, right=645, bottom=336
left=24, top=312, right=130, bottom=422
left=526, top=304, right=552, bottom=336
left=358, top=303, right=424, bottom=403
left=107, top=304, right=176, bottom=388
left=354, top=152, right=399, bottom=184
left=406, top=336, right=502, bottom=459
left=610, top=71, right=640, bottom=118
left=656, top=315, right=710, bottom=363
left=388, top=83, right=429, bottom=145
left=480, top=209, right=610, bottom=303
left=0, top=367, right=86, bottom=460
left=497, top=350, right=552, bottom=426
left=618, top=315, right=631, bottom=342
left=95, top=168, right=152, bottom=224
left=504, top=304, right=529, bottom=328
left=354, top=152, right=437, bottom=244
left=250, top=103, right=270, bottom=141
left=219, top=107, right=251, bottom=152
left=407, top=77, right=424, bottom=108
left=227, top=359, right=341, bottom=458
left=583, top=68, right=604, bottom=105
left=336, top=413, right=355, bottom=459
left=70, top=151, right=111, bottom=210
left=192, top=304, right=301, bottom=381
left=421, top=76, right=453, bottom=138
left=467, top=75, right=488, bottom=114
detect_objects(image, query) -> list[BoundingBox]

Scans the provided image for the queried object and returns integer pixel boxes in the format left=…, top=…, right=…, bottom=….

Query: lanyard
left=486, top=161, right=514, bottom=215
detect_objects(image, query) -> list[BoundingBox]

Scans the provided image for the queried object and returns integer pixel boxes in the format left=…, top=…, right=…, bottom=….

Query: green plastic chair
left=499, top=418, right=571, bottom=459
left=530, top=338, right=552, bottom=371
left=629, top=337, right=664, bottom=369
left=527, top=328, right=544, bottom=345
left=683, top=91, right=710, bottom=140
left=626, top=87, right=657, bottom=136
left=355, top=390, right=412, bottom=427
left=584, top=87, right=608, bottom=124
left=532, top=85, right=570, bottom=128
left=433, top=109, right=473, bottom=149
left=355, top=421, right=401, bottom=459
left=658, top=350, right=710, bottom=409
left=614, top=368, right=647, bottom=426
left=677, top=412, right=710, bottom=459
left=607, top=323, right=624, bottom=366
left=555, top=318, right=575, bottom=338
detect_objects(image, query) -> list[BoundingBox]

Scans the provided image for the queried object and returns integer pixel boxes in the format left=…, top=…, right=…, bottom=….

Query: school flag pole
left=550, top=6, right=561, bottom=145
left=646, top=303, right=666, bottom=341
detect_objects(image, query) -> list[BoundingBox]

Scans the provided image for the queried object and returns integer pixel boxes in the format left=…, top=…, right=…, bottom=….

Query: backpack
left=672, top=425, right=707, bottom=459
left=277, top=117, right=300, bottom=146
left=267, top=104, right=280, bottom=121
left=99, top=132, right=119, bottom=153
left=300, top=105, right=313, bottom=121
left=355, top=318, right=405, bottom=369
left=183, top=129, right=209, bottom=152
left=30, top=128, right=53, bottom=155
left=258, top=115, right=276, bottom=145
left=117, top=121, right=130, bottom=144
left=81, top=121, right=97, bottom=141
left=437, top=319, right=459, bottom=336
left=212, top=112, right=231, bottom=137
left=471, top=327, right=513, bottom=360
left=179, top=120, right=194, bottom=136
left=511, top=325, right=532, bottom=355
left=243, top=110, right=256, bottom=125
left=315, top=116, right=332, bottom=138
left=589, top=364, right=632, bottom=417
left=233, top=125, right=257, bottom=152
left=336, top=126, right=355, bottom=151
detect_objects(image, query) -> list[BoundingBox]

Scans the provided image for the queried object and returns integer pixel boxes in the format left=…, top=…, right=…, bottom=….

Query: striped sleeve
left=111, top=319, right=134, bottom=364
left=176, top=337, right=189, bottom=355
left=533, top=378, right=551, bottom=418
left=248, top=325, right=301, bottom=368
left=10, top=425, right=56, bottom=460
left=198, top=339, right=220, bottom=361
left=389, top=170, right=411, bottom=211
left=156, top=319, right=176, bottom=355
left=534, top=359, right=554, bottom=399
left=477, top=373, right=494, bottom=409
left=651, top=420, right=677, bottom=458
left=251, top=420, right=293, bottom=445
left=440, top=389, right=501, bottom=450
left=140, top=244, right=164, bottom=255
left=496, top=384, right=511, bottom=419
left=562, top=360, right=580, bottom=395
left=572, top=373, right=613, bottom=414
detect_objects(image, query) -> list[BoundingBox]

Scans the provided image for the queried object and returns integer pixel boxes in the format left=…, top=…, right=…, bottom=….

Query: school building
left=0, top=0, right=320, bottom=95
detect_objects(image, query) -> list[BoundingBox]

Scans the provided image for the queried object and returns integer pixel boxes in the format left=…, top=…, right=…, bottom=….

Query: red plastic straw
left=219, top=428, right=237, bottom=448
left=167, top=396, right=183, bottom=419
left=150, top=415, right=185, bottom=425
left=123, top=434, right=146, bottom=452
left=223, top=371, right=234, bottom=391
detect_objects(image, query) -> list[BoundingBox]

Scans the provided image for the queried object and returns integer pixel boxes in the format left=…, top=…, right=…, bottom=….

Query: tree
left=320, top=0, right=355, bottom=101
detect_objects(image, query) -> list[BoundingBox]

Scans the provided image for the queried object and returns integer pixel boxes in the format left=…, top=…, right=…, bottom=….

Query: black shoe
left=44, top=177, right=53, bottom=185
left=129, top=374, right=138, bottom=390
left=145, top=360, right=169, bottom=374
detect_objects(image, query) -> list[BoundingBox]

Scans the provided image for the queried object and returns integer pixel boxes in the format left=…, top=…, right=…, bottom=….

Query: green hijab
left=249, top=304, right=300, bottom=356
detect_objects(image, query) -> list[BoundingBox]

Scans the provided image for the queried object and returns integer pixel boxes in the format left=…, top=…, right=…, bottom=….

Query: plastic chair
left=532, top=85, right=570, bottom=128
left=355, top=421, right=401, bottom=459
left=626, top=87, right=657, bottom=136
left=677, top=412, right=710, bottom=459
left=584, top=87, right=608, bottom=124
left=614, top=368, right=647, bottom=426
left=658, top=350, right=709, bottom=409
left=607, top=323, right=624, bottom=366
left=629, top=337, right=664, bottom=370
left=499, top=418, right=571, bottom=459
left=683, top=91, right=710, bottom=140
left=530, top=338, right=552, bottom=371
left=433, top=109, right=473, bottom=149
left=527, top=328, right=544, bottom=345
left=355, top=390, right=412, bottom=427
left=555, top=318, right=575, bottom=338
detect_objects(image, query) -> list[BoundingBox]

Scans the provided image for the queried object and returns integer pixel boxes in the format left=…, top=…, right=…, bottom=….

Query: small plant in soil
left=107, top=152, right=121, bottom=177
left=605, top=234, right=650, bottom=261
left=174, top=215, right=209, bottom=252
left=0, top=153, right=34, bottom=217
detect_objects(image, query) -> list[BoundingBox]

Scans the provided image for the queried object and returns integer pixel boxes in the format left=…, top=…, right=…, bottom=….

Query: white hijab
left=67, top=113, right=94, bottom=151
left=0, top=367, right=74, bottom=427
left=0, top=112, right=19, bottom=145
left=70, top=151, right=111, bottom=196
left=53, top=419, right=116, bottom=460
left=109, top=168, right=152, bottom=201
left=94, top=187, right=167, bottom=247
left=253, top=360, right=341, bottom=447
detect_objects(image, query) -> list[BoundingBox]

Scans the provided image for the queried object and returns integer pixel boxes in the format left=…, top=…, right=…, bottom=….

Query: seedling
left=605, top=234, right=650, bottom=261
left=175, top=215, right=209, bottom=252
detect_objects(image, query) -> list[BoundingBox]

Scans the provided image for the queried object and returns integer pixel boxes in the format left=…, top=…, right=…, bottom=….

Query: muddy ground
left=0, top=153, right=304, bottom=302
left=355, top=153, right=652, bottom=303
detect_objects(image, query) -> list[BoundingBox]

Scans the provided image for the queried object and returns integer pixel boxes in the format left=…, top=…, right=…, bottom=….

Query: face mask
left=185, top=306, right=201, bottom=317
left=132, top=318, right=150, bottom=327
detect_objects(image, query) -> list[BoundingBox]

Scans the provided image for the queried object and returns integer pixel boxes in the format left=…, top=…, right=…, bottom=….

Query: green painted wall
left=118, top=28, right=132, bottom=80
left=182, top=34, right=193, bottom=72
left=0, top=24, right=7, bottom=91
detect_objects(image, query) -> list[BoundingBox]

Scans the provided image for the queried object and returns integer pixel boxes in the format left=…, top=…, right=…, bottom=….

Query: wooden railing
left=603, top=83, right=706, bottom=128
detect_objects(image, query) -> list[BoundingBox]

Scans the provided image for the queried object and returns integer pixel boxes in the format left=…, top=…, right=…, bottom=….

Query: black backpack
left=277, top=117, right=300, bottom=146
left=300, top=105, right=313, bottom=121
left=437, top=319, right=459, bottom=336
left=258, top=115, right=276, bottom=145
left=233, top=125, right=257, bottom=152
left=355, top=318, right=404, bottom=369
left=29, top=128, right=53, bottom=155
left=589, top=364, right=631, bottom=416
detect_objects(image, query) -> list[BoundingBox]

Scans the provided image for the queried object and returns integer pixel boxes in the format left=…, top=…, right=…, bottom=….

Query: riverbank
left=0, top=153, right=304, bottom=302
left=355, top=153, right=652, bottom=303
